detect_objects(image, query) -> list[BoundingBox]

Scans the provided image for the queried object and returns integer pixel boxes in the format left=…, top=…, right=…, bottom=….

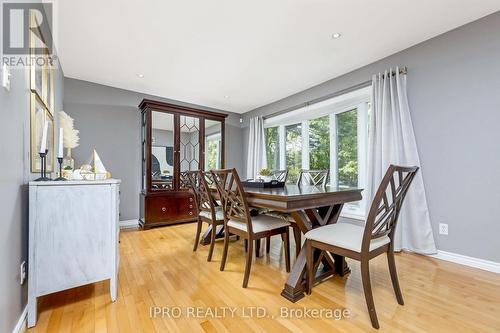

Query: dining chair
left=191, top=171, right=225, bottom=262
left=181, top=170, right=200, bottom=209
left=263, top=169, right=326, bottom=255
left=305, top=165, right=419, bottom=329
left=297, top=169, right=330, bottom=187
left=272, top=170, right=288, bottom=182
left=212, top=168, right=291, bottom=288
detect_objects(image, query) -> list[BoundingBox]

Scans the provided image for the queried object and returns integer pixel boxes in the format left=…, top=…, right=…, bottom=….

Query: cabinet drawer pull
left=162, top=207, right=166, bottom=212
left=188, top=211, right=193, bottom=216
left=189, top=204, right=193, bottom=209
left=189, top=198, right=193, bottom=202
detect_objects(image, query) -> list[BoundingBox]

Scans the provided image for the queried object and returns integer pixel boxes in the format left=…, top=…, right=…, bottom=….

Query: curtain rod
left=263, top=67, right=407, bottom=120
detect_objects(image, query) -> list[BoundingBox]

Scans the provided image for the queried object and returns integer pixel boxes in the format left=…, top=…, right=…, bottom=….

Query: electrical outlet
left=20, top=261, right=26, bottom=285
left=439, top=223, right=448, bottom=235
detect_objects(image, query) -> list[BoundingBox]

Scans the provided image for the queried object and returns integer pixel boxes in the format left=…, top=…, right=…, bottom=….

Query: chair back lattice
left=211, top=169, right=253, bottom=234
left=297, top=169, right=329, bottom=187
left=363, top=165, right=419, bottom=251
left=181, top=171, right=201, bottom=211
left=272, top=170, right=288, bottom=182
left=180, top=171, right=195, bottom=190
left=197, top=171, right=220, bottom=220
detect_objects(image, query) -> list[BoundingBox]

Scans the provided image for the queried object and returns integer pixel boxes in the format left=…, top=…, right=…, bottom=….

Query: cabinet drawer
left=145, top=194, right=196, bottom=223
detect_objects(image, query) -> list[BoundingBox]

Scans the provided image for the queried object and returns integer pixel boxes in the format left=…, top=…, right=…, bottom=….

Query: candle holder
left=54, top=157, right=67, bottom=181
left=34, top=149, right=50, bottom=181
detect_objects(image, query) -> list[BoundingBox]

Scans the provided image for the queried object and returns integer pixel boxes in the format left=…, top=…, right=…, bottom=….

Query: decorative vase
left=259, top=175, right=272, bottom=182
left=62, top=148, right=75, bottom=179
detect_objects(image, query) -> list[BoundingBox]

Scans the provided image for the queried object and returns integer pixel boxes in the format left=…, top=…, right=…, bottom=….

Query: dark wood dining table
left=244, top=185, right=362, bottom=302
left=201, top=184, right=362, bottom=302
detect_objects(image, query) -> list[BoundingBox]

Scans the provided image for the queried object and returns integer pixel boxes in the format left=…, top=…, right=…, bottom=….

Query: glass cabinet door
left=204, top=119, right=222, bottom=171
left=151, top=111, right=175, bottom=190
left=179, top=115, right=201, bottom=189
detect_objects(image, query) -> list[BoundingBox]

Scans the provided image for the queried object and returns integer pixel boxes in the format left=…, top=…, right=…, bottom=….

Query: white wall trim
left=12, top=306, right=27, bottom=333
left=338, top=215, right=500, bottom=274
left=119, top=219, right=139, bottom=229
left=428, top=250, right=500, bottom=274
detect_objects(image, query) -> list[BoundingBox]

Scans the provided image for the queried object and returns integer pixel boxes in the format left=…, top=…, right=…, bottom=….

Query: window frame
left=263, top=87, right=370, bottom=219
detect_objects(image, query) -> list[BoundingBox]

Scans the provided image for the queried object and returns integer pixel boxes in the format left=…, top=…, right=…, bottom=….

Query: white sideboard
left=28, top=179, right=120, bottom=328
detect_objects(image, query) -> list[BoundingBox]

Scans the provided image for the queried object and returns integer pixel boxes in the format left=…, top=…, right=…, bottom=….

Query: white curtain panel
left=246, top=116, right=267, bottom=179
left=367, top=67, right=437, bottom=254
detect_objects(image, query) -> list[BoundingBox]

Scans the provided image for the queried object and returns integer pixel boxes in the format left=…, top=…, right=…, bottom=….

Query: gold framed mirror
left=30, top=93, right=54, bottom=172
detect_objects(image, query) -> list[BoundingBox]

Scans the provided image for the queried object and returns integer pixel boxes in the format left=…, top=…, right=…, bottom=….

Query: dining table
left=201, top=184, right=362, bottom=302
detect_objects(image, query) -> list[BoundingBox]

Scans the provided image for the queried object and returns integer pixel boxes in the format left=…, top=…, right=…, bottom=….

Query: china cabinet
left=139, top=99, right=227, bottom=229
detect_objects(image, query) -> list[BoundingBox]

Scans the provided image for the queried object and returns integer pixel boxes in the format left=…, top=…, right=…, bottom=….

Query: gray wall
left=0, top=48, right=64, bottom=333
left=242, top=12, right=500, bottom=262
left=63, top=78, right=244, bottom=221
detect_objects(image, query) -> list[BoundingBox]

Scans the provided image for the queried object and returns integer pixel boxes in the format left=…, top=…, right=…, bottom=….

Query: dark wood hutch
left=139, top=99, right=227, bottom=229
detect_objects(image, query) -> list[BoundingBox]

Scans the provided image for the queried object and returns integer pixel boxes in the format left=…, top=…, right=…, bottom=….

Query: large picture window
left=263, top=87, right=370, bottom=217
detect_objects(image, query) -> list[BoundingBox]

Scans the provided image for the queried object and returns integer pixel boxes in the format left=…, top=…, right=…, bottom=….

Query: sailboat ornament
left=80, top=149, right=111, bottom=180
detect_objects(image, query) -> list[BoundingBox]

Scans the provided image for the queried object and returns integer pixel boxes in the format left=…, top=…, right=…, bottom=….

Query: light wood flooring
left=27, top=223, right=500, bottom=332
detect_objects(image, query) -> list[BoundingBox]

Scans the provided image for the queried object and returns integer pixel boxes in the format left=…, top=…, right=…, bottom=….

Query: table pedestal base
left=281, top=204, right=351, bottom=302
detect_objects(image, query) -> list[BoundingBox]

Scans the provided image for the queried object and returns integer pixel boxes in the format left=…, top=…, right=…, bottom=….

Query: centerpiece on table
left=257, top=168, right=274, bottom=182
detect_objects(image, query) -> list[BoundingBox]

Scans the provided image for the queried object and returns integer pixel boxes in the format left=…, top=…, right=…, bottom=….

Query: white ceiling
left=56, top=0, right=500, bottom=114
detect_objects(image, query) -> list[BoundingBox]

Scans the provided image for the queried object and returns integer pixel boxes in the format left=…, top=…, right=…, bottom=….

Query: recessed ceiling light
left=136, top=73, right=144, bottom=78
left=224, top=95, right=229, bottom=99
left=332, top=33, right=342, bottom=39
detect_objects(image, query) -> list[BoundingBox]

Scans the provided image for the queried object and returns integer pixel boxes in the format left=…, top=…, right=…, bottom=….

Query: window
left=285, top=123, right=302, bottom=184
left=336, top=109, right=358, bottom=188
left=205, top=133, right=221, bottom=170
left=263, top=86, right=370, bottom=218
left=309, top=115, right=330, bottom=170
left=265, top=127, right=280, bottom=170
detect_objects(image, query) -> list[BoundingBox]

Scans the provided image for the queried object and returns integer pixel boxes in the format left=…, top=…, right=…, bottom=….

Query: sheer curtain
left=367, top=67, right=437, bottom=254
left=246, top=116, right=267, bottom=180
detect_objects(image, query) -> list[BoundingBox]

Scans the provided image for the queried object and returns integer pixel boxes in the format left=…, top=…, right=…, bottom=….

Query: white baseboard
left=428, top=250, right=500, bottom=274
left=119, top=219, right=139, bottom=229
left=119, top=218, right=498, bottom=274
left=12, top=306, right=27, bottom=333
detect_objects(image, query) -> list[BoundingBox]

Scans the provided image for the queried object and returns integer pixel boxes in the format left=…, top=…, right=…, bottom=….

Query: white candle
left=58, top=128, right=64, bottom=158
left=39, top=121, right=48, bottom=153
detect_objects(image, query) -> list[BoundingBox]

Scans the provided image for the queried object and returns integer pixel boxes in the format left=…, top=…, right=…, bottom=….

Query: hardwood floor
left=28, top=223, right=500, bottom=333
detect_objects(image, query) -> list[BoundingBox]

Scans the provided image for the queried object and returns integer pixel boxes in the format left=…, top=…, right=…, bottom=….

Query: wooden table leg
left=292, top=225, right=301, bottom=258
left=281, top=242, right=307, bottom=302
left=281, top=205, right=349, bottom=302
left=333, top=254, right=351, bottom=276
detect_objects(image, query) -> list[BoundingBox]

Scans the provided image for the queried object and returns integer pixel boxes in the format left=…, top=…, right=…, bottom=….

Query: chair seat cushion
left=228, top=215, right=290, bottom=233
left=199, top=206, right=224, bottom=220
left=305, top=223, right=390, bottom=253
